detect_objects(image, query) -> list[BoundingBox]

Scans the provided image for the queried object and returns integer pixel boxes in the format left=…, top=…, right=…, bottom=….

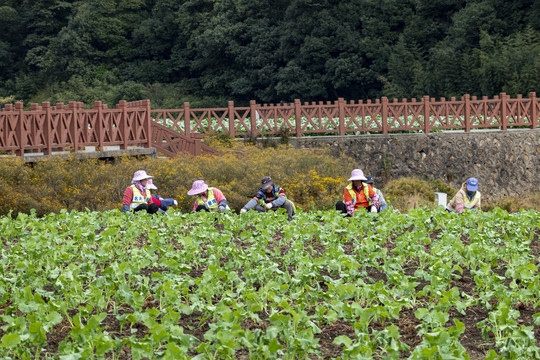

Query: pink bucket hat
left=132, top=170, right=154, bottom=182
left=348, top=169, right=367, bottom=181
left=146, top=179, right=157, bottom=190
left=188, top=180, right=209, bottom=195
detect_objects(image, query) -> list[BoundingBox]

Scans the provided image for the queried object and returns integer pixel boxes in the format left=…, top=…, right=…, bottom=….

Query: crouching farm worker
left=146, top=179, right=178, bottom=214
left=121, top=170, right=159, bottom=214
left=335, top=169, right=380, bottom=217
left=188, top=180, right=230, bottom=213
left=447, top=177, right=481, bottom=214
left=365, top=176, right=388, bottom=212
left=240, top=176, right=295, bottom=221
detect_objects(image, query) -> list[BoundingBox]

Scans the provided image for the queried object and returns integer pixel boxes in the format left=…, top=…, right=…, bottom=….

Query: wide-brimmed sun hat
left=146, top=179, right=157, bottom=190
left=261, top=176, right=273, bottom=190
left=188, top=180, right=209, bottom=196
left=466, top=178, right=478, bottom=192
left=132, top=170, right=154, bottom=182
left=348, top=169, right=367, bottom=181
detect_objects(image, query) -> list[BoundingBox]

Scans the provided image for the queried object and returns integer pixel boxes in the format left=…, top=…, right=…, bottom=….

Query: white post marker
left=434, top=192, right=447, bottom=207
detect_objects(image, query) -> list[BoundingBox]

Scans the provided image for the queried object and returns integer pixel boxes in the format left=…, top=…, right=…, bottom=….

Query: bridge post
left=68, top=101, right=78, bottom=152
left=15, top=102, right=24, bottom=156
left=464, top=94, right=471, bottom=132
left=94, top=101, right=103, bottom=150
left=184, top=102, right=191, bottom=136
left=338, top=98, right=345, bottom=136
left=192, top=132, right=202, bottom=156
left=294, top=99, right=302, bottom=137
left=500, top=92, right=507, bottom=130
left=250, top=100, right=258, bottom=139
left=143, top=99, right=152, bottom=148
left=43, top=102, right=51, bottom=155
left=530, top=92, right=537, bottom=129
left=382, top=97, right=388, bottom=134
left=118, top=100, right=128, bottom=150
left=228, top=101, right=235, bottom=138
left=423, top=96, right=430, bottom=134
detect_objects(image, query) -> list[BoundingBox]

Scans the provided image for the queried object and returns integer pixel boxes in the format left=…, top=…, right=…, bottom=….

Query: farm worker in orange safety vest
left=446, top=177, right=481, bottom=214
left=188, top=180, right=230, bottom=212
left=121, top=170, right=159, bottom=214
left=335, top=169, right=380, bottom=217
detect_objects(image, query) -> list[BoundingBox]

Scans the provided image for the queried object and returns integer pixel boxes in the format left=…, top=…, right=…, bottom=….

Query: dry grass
left=482, top=192, right=540, bottom=212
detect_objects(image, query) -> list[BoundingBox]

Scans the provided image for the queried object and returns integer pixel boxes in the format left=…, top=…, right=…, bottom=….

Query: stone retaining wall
left=286, top=129, right=540, bottom=200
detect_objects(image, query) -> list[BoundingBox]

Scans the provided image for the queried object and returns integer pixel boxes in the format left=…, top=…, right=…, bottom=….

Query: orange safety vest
left=346, top=183, right=372, bottom=207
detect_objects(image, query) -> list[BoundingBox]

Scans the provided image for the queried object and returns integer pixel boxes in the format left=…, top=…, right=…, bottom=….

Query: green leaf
left=333, top=335, right=353, bottom=347
left=0, top=333, right=20, bottom=348
left=46, top=311, right=63, bottom=326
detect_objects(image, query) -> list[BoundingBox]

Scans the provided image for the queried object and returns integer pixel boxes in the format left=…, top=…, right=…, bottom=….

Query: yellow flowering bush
left=0, top=144, right=353, bottom=216
left=2, top=143, right=536, bottom=217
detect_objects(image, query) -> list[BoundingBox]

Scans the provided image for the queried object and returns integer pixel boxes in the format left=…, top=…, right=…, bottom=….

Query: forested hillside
left=0, top=0, right=538, bottom=108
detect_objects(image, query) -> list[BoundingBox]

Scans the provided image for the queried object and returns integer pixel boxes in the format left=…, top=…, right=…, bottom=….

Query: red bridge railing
left=151, top=92, right=538, bottom=138
left=1, top=93, right=538, bottom=157
left=0, top=100, right=152, bottom=156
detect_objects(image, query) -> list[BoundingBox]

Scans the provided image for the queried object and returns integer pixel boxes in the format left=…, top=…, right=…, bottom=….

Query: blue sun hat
left=466, top=178, right=478, bottom=192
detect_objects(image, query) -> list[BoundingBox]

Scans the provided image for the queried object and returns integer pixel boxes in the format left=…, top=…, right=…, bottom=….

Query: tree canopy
left=0, top=0, right=538, bottom=107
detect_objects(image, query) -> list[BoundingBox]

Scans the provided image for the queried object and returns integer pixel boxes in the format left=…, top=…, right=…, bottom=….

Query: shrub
left=483, top=193, right=540, bottom=213
left=1, top=145, right=538, bottom=217
left=382, top=177, right=460, bottom=212
left=0, top=145, right=352, bottom=217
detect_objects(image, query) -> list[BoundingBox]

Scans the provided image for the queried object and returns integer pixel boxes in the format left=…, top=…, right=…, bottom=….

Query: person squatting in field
left=121, top=170, right=159, bottom=214
left=145, top=179, right=178, bottom=214
left=446, top=177, right=481, bottom=214
left=364, top=176, right=388, bottom=212
left=335, top=169, right=380, bottom=217
left=240, top=176, right=295, bottom=221
left=188, top=180, right=230, bottom=213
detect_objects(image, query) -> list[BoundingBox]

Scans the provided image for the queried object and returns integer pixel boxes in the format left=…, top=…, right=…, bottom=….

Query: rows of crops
left=1, top=208, right=539, bottom=359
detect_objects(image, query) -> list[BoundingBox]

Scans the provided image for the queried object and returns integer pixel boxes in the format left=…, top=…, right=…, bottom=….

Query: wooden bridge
left=1, top=93, right=538, bottom=160
left=0, top=100, right=220, bottom=160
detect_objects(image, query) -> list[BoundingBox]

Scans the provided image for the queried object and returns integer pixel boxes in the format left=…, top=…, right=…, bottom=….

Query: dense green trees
left=0, top=0, right=538, bottom=108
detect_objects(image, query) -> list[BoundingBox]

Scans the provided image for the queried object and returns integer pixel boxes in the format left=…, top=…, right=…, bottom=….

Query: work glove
left=345, top=201, right=355, bottom=217
left=173, top=200, right=178, bottom=206
left=240, top=208, right=247, bottom=214
left=218, top=205, right=226, bottom=213
left=370, top=205, right=378, bottom=213
left=121, top=205, right=131, bottom=213
left=265, top=202, right=273, bottom=210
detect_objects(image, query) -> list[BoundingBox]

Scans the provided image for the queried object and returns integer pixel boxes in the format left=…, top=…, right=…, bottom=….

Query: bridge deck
left=0, top=146, right=157, bottom=162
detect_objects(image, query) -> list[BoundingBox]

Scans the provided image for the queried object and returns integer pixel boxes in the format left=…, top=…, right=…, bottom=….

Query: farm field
left=1, top=208, right=540, bottom=359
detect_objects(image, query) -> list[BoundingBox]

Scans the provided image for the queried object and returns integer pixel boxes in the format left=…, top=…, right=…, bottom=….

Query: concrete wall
left=284, top=129, right=540, bottom=200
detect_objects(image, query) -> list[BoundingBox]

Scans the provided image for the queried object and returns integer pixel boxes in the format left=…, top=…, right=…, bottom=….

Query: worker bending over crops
left=365, top=176, right=388, bottom=212
left=146, top=179, right=178, bottom=214
left=336, top=169, right=380, bottom=217
left=188, top=180, right=230, bottom=213
left=446, top=177, right=481, bottom=214
left=121, top=170, right=159, bottom=214
left=240, top=176, right=295, bottom=221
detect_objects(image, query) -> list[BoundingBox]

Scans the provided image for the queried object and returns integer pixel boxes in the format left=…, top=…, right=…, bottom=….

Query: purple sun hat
left=188, top=180, right=209, bottom=195
left=348, top=169, right=367, bottom=182
left=132, top=170, right=154, bottom=182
